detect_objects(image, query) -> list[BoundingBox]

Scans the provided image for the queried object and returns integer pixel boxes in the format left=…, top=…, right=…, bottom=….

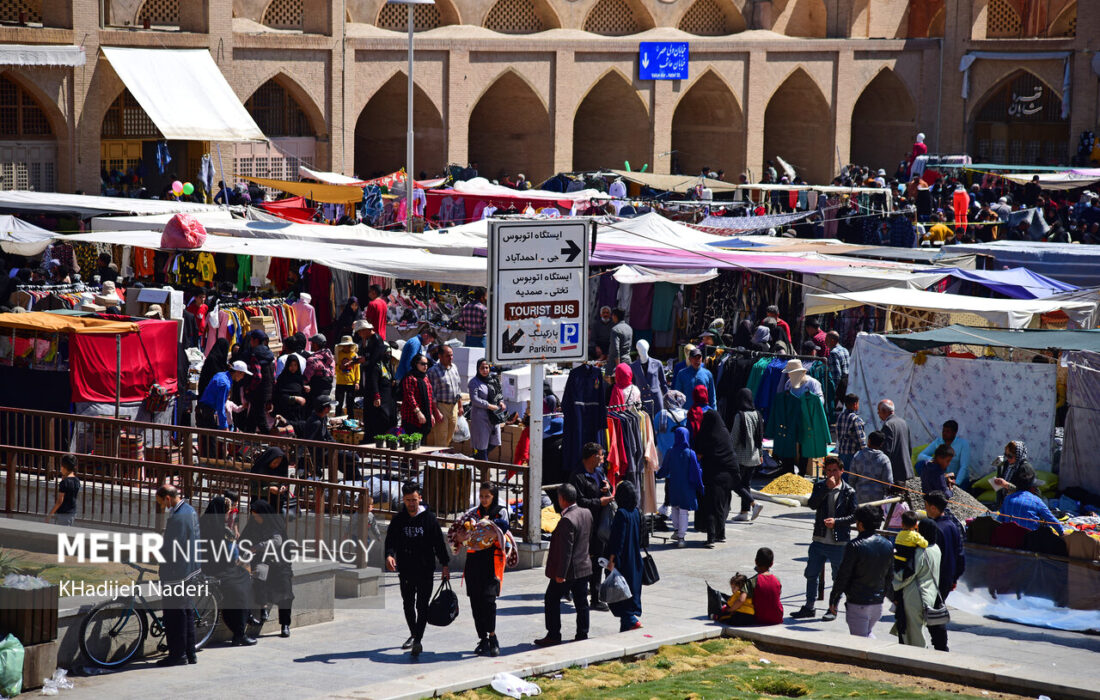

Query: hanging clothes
left=630, top=356, right=667, bottom=418
left=561, top=364, right=607, bottom=475
left=764, top=391, right=830, bottom=459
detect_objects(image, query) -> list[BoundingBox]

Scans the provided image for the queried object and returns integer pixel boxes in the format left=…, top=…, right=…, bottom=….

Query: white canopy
left=0, top=190, right=223, bottom=217
left=298, top=166, right=365, bottom=186
left=0, top=44, right=85, bottom=66
left=0, top=215, right=57, bottom=256
left=62, top=230, right=487, bottom=286
left=449, top=177, right=608, bottom=202
left=613, top=265, right=719, bottom=285
left=101, top=47, right=265, bottom=142
left=1000, top=169, right=1100, bottom=190
left=802, top=268, right=950, bottom=298
left=804, top=287, right=1097, bottom=329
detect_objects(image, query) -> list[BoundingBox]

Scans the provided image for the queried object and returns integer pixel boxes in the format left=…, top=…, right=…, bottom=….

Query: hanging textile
left=1060, top=351, right=1100, bottom=495
left=561, top=364, right=607, bottom=474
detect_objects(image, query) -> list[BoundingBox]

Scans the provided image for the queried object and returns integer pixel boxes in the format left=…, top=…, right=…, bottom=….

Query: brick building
left=0, top=0, right=1095, bottom=195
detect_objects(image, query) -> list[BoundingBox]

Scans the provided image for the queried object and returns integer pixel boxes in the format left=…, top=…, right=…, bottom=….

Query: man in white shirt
left=917, top=419, right=972, bottom=486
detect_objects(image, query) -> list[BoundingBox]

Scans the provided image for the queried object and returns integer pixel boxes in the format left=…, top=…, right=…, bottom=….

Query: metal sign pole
left=527, top=362, right=544, bottom=544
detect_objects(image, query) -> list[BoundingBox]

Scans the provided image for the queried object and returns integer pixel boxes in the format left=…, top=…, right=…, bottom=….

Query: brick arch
left=375, top=0, right=459, bottom=30
left=969, top=69, right=1069, bottom=165
left=583, top=0, right=655, bottom=36
left=773, top=0, right=826, bottom=38
left=906, top=0, right=944, bottom=37
left=0, top=70, right=65, bottom=140
left=671, top=69, right=744, bottom=177
left=1047, top=0, right=1076, bottom=36
left=482, top=0, right=561, bottom=33
left=849, top=68, right=917, bottom=172
left=677, top=0, right=746, bottom=36
left=261, top=0, right=302, bottom=29
left=243, top=73, right=326, bottom=138
left=354, top=72, right=444, bottom=179
left=0, top=0, right=41, bottom=22
left=467, top=70, right=553, bottom=183
left=572, top=70, right=650, bottom=172
left=763, top=67, right=833, bottom=183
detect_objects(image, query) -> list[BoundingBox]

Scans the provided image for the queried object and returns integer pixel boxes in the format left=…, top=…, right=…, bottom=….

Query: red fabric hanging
left=68, top=319, right=179, bottom=403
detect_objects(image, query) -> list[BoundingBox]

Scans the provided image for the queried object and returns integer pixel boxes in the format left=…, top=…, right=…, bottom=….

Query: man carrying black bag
left=385, top=482, right=450, bottom=658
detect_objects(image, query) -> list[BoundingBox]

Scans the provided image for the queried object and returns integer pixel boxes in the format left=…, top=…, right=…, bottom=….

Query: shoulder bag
left=923, top=578, right=950, bottom=626
left=641, top=547, right=660, bottom=586
left=427, top=577, right=460, bottom=627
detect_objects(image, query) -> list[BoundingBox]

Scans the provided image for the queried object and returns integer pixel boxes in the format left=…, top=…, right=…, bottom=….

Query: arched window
left=262, top=0, right=302, bottom=29
left=678, top=0, right=745, bottom=36
left=377, top=1, right=441, bottom=31
left=584, top=0, right=652, bottom=36
left=137, top=0, right=179, bottom=26
left=245, top=80, right=314, bottom=138
left=973, top=71, right=1067, bottom=165
left=484, top=0, right=546, bottom=34
left=0, top=75, right=52, bottom=139
left=986, top=0, right=1021, bottom=38
left=101, top=90, right=159, bottom=139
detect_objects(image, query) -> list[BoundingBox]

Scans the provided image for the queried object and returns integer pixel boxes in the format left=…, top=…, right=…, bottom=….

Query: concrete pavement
left=61, top=502, right=1100, bottom=700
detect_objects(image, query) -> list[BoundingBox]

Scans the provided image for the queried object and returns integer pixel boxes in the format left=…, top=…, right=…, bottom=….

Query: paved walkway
left=63, top=504, right=1099, bottom=700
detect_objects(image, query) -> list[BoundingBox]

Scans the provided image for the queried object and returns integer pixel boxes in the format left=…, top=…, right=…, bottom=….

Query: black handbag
left=923, top=581, right=950, bottom=626
left=427, top=578, right=459, bottom=627
left=641, top=548, right=659, bottom=586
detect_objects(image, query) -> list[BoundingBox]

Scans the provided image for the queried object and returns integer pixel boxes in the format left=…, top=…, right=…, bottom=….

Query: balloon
left=182, top=182, right=194, bottom=195
left=171, top=180, right=183, bottom=195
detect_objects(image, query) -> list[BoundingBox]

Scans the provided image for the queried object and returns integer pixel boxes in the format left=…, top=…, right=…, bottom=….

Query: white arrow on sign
left=641, top=52, right=650, bottom=69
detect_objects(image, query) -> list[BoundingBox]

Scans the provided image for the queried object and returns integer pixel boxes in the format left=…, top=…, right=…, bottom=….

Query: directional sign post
left=488, top=219, right=590, bottom=545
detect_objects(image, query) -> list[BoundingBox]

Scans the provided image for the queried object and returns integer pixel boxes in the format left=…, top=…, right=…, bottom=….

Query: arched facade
left=261, top=0, right=302, bottom=29
left=375, top=0, right=458, bottom=31
left=971, top=70, right=1069, bottom=165
left=237, top=77, right=321, bottom=186
left=986, top=0, right=1075, bottom=38
left=583, top=0, right=655, bottom=36
left=671, top=71, right=744, bottom=177
left=677, top=0, right=746, bottom=36
left=572, top=71, right=650, bottom=172
left=467, top=72, right=553, bottom=182
left=773, top=0, right=827, bottom=38
left=849, top=69, right=917, bottom=172
left=0, top=0, right=41, bottom=23
left=354, top=73, right=445, bottom=179
left=763, top=69, right=833, bottom=184
left=0, top=72, right=57, bottom=191
left=137, top=0, right=179, bottom=26
left=482, top=0, right=559, bottom=33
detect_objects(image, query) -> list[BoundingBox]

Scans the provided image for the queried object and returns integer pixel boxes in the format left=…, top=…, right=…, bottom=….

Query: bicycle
left=79, top=562, right=220, bottom=668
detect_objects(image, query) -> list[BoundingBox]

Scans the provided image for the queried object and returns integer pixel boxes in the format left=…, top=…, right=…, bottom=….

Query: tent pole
left=216, top=143, right=227, bottom=210
left=115, top=334, right=121, bottom=419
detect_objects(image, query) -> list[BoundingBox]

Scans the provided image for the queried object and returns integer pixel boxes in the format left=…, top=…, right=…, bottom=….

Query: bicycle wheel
left=80, top=599, right=147, bottom=667
left=192, top=586, right=219, bottom=650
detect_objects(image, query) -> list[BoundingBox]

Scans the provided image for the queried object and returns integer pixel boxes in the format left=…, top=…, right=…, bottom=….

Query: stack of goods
left=760, top=473, right=813, bottom=496
left=901, top=476, right=988, bottom=516
left=250, top=316, right=283, bottom=354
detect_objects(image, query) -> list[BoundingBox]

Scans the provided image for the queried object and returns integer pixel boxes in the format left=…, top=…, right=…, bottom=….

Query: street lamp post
left=386, top=0, right=435, bottom=231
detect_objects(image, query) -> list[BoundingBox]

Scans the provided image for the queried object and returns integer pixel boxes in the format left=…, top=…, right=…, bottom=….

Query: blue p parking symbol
left=560, top=323, right=579, bottom=350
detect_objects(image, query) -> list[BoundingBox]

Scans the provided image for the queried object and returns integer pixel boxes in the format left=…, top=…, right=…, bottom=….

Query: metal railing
left=0, top=406, right=531, bottom=542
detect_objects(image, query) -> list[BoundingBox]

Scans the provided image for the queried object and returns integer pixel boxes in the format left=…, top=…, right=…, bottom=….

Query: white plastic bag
left=490, top=672, right=540, bottom=699
left=599, top=568, right=632, bottom=604
left=453, top=415, right=471, bottom=443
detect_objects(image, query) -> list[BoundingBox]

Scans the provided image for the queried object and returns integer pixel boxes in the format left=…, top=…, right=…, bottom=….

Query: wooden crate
left=0, top=585, right=59, bottom=646
left=424, top=463, right=474, bottom=517
left=332, top=429, right=363, bottom=445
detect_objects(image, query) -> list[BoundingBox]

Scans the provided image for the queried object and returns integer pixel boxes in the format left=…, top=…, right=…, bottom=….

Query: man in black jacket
left=535, top=483, right=593, bottom=647
left=156, top=484, right=201, bottom=666
left=569, top=443, right=613, bottom=612
left=791, top=457, right=856, bottom=619
left=384, top=482, right=450, bottom=658
left=824, top=505, right=893, bottom=636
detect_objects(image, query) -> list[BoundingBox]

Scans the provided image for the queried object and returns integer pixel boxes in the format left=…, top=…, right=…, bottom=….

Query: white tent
left=101, top=47, right=264, bottom=142
left=0, top=191, right=224, bottom=217
left=0, top=215, right=58, bottom=256
left=62, top=230, right=487, bottom=286
left=804, top=287, right=1097, bottom=329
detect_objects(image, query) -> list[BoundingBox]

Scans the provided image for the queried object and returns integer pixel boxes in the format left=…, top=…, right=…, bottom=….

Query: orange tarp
left=0, top=312, right=138, bottom=335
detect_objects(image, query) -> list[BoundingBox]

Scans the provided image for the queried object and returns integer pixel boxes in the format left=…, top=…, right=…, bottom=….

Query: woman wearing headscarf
left=273, top=353, right=309, bottom=423
left=250, top=447, right=289, bottom=504
left=690, top=387, right=738, bottom=547
left=199, top=338, right=230, bottom=396
left=750, top=326, right=772, bottom=352
left=334, top=296, right=361, bottom=340
left=456, top=483, right=512, bottom=657
left=732, top=319, right=755, bottom=349
left=606, top=480, right=644, bottom=631
left=656, top=427, right=703, bottom=545
left=729, top=388, right=764, bottom=521
left=468, top=359, right=504, bottom=460
left=990, top=440, right=1033, bottom=509
left=400, top=354, right=434, bottom=436
left=360, top=332, right=396, bottom=438
left=241, top=499, right=295, bottom=638
left=687, top=384, right=711, bottom=436
left=303, top=341, right=335, bottom=401
left=200, top=496, right=255, bottom=646
left=609, top=363, right=640, bottom=408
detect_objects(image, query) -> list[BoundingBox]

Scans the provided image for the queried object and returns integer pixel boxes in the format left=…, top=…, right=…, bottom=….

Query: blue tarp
left=949, top=242, right=1100, bottom=288
left=935, top=267, right=1080, bottom=300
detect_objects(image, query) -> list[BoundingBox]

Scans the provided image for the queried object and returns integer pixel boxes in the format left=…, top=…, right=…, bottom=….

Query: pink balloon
left=171, top=180, right=183, bottom=195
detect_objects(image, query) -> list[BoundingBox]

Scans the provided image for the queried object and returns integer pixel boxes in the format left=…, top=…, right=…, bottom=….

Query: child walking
left=655, top=427, right=703, bottom=546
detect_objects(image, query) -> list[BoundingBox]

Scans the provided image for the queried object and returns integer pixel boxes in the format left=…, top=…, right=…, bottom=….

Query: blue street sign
left=639, top=42, right=689, bottom=80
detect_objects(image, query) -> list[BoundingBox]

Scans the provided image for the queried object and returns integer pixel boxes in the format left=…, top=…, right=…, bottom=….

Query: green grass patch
left=443, top=638, right=993, bottom=700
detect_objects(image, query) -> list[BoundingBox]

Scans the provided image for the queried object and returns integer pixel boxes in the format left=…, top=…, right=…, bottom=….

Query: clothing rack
left=606, top=400, right=643, bottom=411
left=15, top=283, right=88, bottom=293
left=711, top=344, right=822, bottom=365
